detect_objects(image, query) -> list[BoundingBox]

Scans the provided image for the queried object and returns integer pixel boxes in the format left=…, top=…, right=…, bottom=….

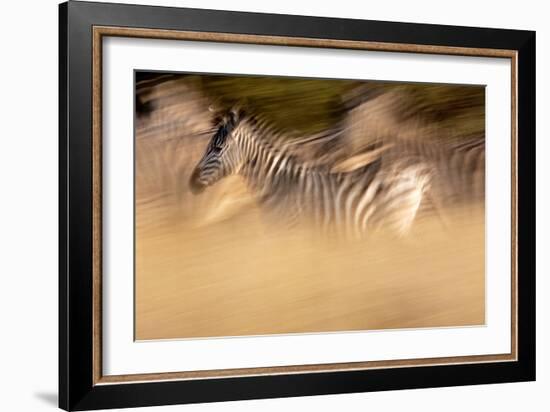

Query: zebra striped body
left=190, top=109, right=432, bottom=237
left=379, top=136, right=485, bottom=208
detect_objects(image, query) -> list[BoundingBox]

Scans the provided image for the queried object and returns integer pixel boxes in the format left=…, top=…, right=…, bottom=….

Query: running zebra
left=189, top=108, right=432, bottom=238
left=378, top=135, right=485, bottom=208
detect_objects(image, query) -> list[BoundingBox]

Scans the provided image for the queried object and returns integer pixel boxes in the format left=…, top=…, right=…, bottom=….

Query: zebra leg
left=371, top=165, right=431, bottom=237
left=385, top=187, right=425, bottom=236
left=258, top=198, right=302, bottom=235
left=422, top=190, right=451, bottom=232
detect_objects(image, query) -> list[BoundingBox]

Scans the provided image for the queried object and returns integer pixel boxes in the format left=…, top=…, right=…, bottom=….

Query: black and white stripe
left=189, top=109, right=433, bottom=237
left=381, top=136, right=485, bottom=208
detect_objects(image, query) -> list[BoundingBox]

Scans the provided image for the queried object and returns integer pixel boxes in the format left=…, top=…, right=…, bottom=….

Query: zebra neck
left=237, top=126, right=310, bottom=194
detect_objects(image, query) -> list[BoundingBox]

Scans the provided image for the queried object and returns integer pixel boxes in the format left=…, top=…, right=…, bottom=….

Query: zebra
left=189, top=108, right=433, bottom=238
left=378, top=135, right=485, bottom=208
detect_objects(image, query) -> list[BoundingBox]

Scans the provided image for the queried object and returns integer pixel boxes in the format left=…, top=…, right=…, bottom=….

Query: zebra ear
left=229, top=105, right=246, bottom=123
left=208, top=98, right=223, bottom=114
left=208, top=101, right=226, bottom=124
left=231, top=100, right=248, bottom=120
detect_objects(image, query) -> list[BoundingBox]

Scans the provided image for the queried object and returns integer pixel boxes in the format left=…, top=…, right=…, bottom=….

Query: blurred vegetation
left=196, top=75, right=357, bottom=135
left=393, top=83, right=485, bottom=138
left=137, top=72, right=485, bottom=139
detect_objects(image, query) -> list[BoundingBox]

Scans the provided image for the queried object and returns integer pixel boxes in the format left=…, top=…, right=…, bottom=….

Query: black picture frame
left=59, top=1, right=536, bottom=410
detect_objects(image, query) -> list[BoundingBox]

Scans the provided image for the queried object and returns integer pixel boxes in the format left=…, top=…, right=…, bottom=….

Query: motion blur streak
left=134, top=73, right=485, bottom=340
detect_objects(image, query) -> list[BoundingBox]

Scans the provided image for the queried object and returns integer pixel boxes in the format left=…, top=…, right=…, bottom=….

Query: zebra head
left=189, top=108, right=244, bottom=194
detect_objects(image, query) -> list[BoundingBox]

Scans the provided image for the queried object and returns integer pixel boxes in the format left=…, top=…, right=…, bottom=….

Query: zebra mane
left=237, top=114, right=336, bottom=173
left=216, top=106, right=384, bottom=174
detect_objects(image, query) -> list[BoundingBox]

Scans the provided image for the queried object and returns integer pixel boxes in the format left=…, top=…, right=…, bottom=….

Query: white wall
left=0, top=0, right=546, bottom=411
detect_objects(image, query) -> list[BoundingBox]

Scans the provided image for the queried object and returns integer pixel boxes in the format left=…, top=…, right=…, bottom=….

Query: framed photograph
left=59, top=1, right=535, bottom=410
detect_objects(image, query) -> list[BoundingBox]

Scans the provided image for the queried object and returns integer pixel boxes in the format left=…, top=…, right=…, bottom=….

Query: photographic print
left=134, top=72, right=486, bottom=341
left=60, top=4, right=535, bottom=408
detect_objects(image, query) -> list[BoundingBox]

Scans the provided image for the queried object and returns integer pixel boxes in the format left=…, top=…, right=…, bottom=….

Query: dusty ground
left=135, top=203, right=484, bottom=340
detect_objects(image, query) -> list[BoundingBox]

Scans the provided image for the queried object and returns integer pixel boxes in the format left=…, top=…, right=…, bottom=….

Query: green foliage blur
left=189, top=74, right=484, bottom=138
left=198, top=75, right=357, bottom=134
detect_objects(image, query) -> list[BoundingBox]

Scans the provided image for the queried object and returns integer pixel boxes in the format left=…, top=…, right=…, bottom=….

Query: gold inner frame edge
left=91, top=25, right=518, bottom=386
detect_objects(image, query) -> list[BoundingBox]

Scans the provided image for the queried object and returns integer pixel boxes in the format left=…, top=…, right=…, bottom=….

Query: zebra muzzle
left=189, top=169, right=206, bottom=194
